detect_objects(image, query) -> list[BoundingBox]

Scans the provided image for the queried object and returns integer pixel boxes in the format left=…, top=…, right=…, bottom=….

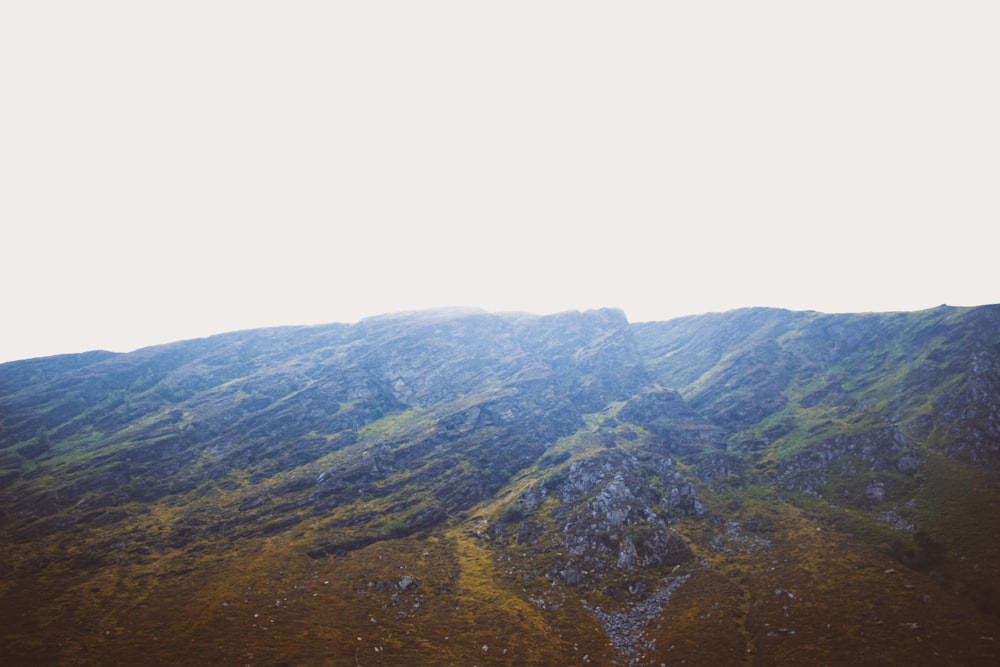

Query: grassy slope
left=1, top=306, right=999, bottom=665
left=635, top=304, right=1000, bottom=645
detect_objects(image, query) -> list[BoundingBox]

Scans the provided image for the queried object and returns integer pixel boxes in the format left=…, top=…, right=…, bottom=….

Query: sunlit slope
left=634, top=305, right=1000, bottom=467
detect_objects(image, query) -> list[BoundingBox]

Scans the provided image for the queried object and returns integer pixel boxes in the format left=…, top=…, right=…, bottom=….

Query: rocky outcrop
left=618, top=387, right=728, bottom=455
left=586, top=575, right=690, bottom=664
left=937, top=347, right=1000, bottom=469
left=2, top=304, right=999, bottom=667
left=544, top=450, right=697, bottom=585
left=776, top=427, right=921, bottom=498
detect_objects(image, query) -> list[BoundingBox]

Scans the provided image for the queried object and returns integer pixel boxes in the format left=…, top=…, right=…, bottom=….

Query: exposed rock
left=238, top=493, right=269, bottom=512
left=877, top=511, right=915, bottom=531
left=516, top=481, right=548, bottom=513
left=398, top=575, right=420, bottom=592
left=939, top=348, right=1000, bottom=469
left=776, top=427, right=921, bottom=497
left=896, top=453, right=922, bottom=474
left=586, top=575, right=690, bottom=664
left=618, top=387, right=727, bottom=455
left=864, top=479, right=889, bottom=505
left=548, top=450, right=695, bottom=584
left=2, top=304, right=1000, bottom=666
left=693, top=451, right=748, bottom=485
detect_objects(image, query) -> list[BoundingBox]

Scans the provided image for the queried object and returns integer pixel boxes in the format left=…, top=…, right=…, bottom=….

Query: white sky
left=2, top=2, right=998, bottom=363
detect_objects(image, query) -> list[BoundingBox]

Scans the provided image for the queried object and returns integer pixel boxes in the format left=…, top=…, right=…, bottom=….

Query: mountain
left=1, top=305, right=998, bottom=666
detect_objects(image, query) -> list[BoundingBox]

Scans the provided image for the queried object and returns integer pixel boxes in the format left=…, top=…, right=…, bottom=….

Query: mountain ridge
left=1, top=304, right=998, bottom=665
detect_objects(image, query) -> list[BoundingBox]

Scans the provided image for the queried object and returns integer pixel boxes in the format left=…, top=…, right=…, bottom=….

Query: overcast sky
left=2, top=2, right=998, bottom=363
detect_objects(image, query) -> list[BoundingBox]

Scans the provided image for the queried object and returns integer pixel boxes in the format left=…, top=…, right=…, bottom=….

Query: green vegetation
left=1, top=305, right=998, bottom=665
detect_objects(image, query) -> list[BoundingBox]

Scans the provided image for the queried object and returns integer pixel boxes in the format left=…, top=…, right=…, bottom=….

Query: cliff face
left=1, top=305, right=998, bottom=665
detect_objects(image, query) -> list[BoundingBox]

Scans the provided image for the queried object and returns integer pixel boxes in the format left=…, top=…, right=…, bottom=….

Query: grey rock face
left=939, top=348, right=1000, bottom=469
left=547, top=450, right=696, bottom=583
left=586, top=575, right=691, bottom=664
left=776, top=426, right=921, bottom=497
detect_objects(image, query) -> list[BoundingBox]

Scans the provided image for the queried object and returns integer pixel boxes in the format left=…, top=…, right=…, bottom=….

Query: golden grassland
left=3, top=445, right=998, bottom=666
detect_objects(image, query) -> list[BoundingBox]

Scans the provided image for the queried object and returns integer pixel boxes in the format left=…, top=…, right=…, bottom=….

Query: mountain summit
left=2, top=305, right=998, bottom=665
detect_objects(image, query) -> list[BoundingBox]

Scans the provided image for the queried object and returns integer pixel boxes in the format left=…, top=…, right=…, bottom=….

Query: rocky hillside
left=1, top=305, right=998, bottom=665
